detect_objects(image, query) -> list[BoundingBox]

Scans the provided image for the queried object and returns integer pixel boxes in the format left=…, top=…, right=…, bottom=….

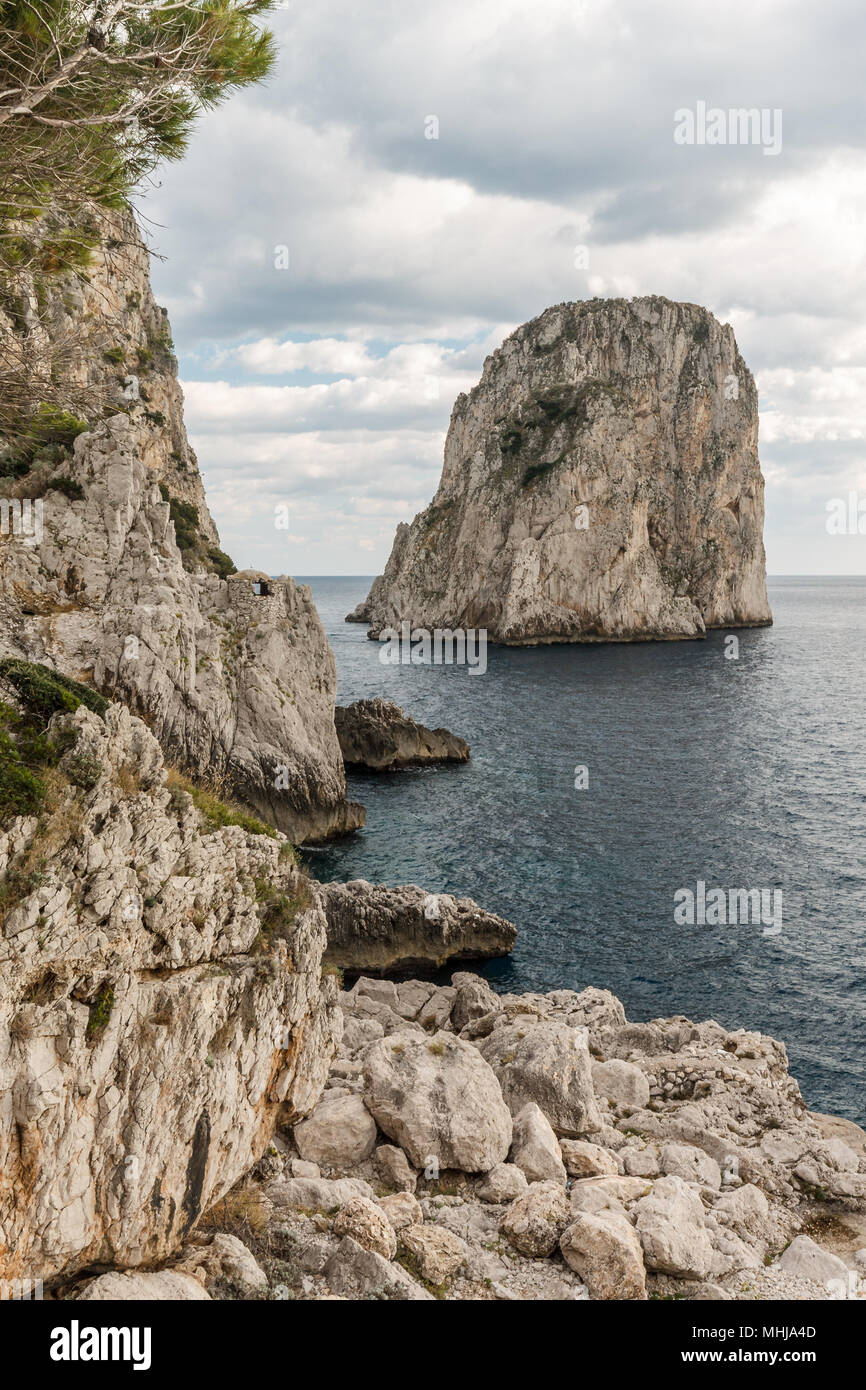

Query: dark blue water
left=301, top=577, right=866, bottom=1126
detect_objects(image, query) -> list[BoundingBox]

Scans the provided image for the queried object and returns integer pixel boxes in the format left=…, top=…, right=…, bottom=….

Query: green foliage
left=64, top=752, right=103, bottom=790
left=103, top=346, right=124, bottom=364
left=207, top=546, right=237, bottom=579
left=48, top=475, right=85, bottom=500
left=86, top=982, right=114, bottom=1041
left=0, top=0, right=278, bottom=275
left=168, top=770, right=278, bottom=840
left=159, top=482, right=199, bottom=550
left=253, top=877, right=312, bottom=951
left=0, top=658, right=109, bottom=721
left=0, top=405, right=90, bottom=479
left=0, top=692, right=82, bottom=823
left=157, top=483, right=237, bottom=578
left=0, top=722, right=47, bottom=821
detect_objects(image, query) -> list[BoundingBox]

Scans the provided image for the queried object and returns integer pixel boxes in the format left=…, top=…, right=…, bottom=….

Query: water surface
left=301, top=576, right=866, bottom=1124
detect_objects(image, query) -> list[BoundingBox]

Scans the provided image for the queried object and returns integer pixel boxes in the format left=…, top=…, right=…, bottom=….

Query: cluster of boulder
left=71, top=970, right=866, bottom=1301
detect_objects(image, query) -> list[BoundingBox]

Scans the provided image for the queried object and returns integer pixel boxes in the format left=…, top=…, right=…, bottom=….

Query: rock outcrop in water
left=335, top=699, right=469, bottom=770
left=0, top=685, right=340, bottom=1284
left=319, top=880, right=516, bottom=972
left=0, top=213, right=362, bottom=842
left=359, top=298, right=772, bottom=644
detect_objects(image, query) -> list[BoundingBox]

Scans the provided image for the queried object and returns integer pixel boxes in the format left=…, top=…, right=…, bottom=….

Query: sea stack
left=358, top=297, right=772, bottom=644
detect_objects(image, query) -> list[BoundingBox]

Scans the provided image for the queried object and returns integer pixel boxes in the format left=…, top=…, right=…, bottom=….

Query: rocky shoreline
left=57, top=969, right=866, bottom=1302
left=1, top=207, right=860, bottom=1307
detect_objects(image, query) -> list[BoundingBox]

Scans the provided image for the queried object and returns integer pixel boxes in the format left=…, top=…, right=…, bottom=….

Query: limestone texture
left=359, top=298, right=772, bottom=644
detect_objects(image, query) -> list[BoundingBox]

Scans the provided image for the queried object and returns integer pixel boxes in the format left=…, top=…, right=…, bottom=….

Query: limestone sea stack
left=358, top=298, right=772, bottom=644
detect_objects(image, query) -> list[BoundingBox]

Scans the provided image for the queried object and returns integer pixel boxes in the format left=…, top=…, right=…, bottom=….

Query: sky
left=141, top=0, right=866, bottom=576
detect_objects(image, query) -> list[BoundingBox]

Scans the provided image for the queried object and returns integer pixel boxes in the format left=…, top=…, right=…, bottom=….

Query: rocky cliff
left=0, top=214, right=362, bottom=842
left=358, top=298, right=772, bottom=644
left=0, top=673, right=341, bottom=1284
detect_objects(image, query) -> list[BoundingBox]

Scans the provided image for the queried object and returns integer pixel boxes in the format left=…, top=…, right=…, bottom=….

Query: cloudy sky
left=142, top=0, right=866, bottom=576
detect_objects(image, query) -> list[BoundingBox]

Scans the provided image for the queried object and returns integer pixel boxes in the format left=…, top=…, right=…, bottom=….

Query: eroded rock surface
left=0, top=699, right=340, bottom=1283
left=0, top=212, right=362, bottom=843
left=359, top=298, right=772, bottom=644
left=335, top=698, right=469, bottom=770
left=319, top=879, right=516, bottom=972
left=184, top=970, right=864, bottom=1303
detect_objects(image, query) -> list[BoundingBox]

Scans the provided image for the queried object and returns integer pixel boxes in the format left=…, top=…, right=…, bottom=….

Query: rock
left=0, top=212, right=363, bottom=844
left=0, top=703, right=340, bottom=1285
left=510, top=1103, right=567, bottom=1184
left=320, top=881, right=516, bottom=973
left=592, top=1059, right=650, bottom=1113
left=570, top=1176, right=653, bottom=1215
left=323, top=1235, right=433, bottom=1299
left=378, top=1192, right=423, bottom=1231
left=635, top=1176, right=714, bottom=1279
left=335, top=698, right=469, bottom=769
left=361, top=1030, right=512, bottom=1172
left=267, top=1176, right=374, bottom=1213
left=359, top=298, right=771, bottom=644
left=480, top=1020, right=601, bottom=1136
left=341, top=1015, right=385, bottom=1053
left=714, top=1183, right=769, bottom=1228
left=289, top=1159, right=321, bottom=1180
left=293, top=1091, right=377, bottom=1169
left=451, top=972, right=502, bottom=1032
left=560, top=1211, right=647, bottom=1300
left=177, top=1233, right=268, bottom=1293
left=476, top=1163, right=530, bottom=1203
left=374, top=1144, right=418, bottom=1192
left=76, top=1271, right=211, bottom=1301
left=418, top=987, right=457, bottom=1030
left=621, top=1146, right=661, bottom=1178
left=401, top=1224, right=466, bottom=1284
left=560, top=1140, right=619, bottom=1179
left=394, top=980, right=436, bottom=1020
left=499, top=1181, right=572, bottom=1258
left=661, top=1142, right=722, bottom=1190
left=777, top=1235, right=850, bottom=1292
left=333, top=1196, right=397, bottom=1259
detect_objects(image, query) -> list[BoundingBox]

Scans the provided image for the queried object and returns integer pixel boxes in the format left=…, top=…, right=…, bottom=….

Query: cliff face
left=360, top=298, right=772, bottom=644
left=0, top=696, right=340, bottom=1283
left=0, top=214, right=362, bottom=841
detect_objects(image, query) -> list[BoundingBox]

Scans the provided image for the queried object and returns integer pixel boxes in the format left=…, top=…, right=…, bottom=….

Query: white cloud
left=141, top=1, right=866, bottom=574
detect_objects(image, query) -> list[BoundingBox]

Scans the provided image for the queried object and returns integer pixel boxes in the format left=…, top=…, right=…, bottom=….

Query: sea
left=300, top=576, right=866, bottom=1125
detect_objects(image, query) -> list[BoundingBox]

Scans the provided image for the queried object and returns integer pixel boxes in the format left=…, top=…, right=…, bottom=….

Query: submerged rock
left=359, top=298, right=772, bottom=644
left=335, top=698, right=469, bottom=770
